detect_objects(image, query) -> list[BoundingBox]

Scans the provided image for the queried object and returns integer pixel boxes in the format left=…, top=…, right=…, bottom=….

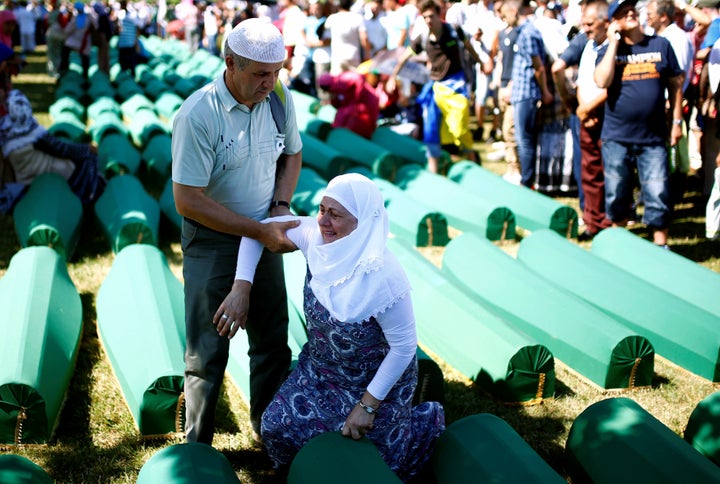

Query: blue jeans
left=601, top=140, right=670, bottom=229
left=513, top=98, right=539, bottom=188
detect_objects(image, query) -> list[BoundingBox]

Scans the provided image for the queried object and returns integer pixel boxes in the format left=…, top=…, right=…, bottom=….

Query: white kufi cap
left=227, top=18, right=285, bottom=64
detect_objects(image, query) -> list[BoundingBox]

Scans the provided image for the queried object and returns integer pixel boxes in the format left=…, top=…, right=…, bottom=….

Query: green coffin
left=592, top=227, right=720, bottom=316
left=288, top=89, right=322, bottom=115
left=388, top=238, right=555, bottom=404
left=431, top=413, right=565, bottom=483
left=13, top=173, right=83, bottom=260
left=442, top=233, right=654, bottom=390
left=137, top=442, right=240, bottom=484
left=87, top=97, right=121, bottom=121
left=288, top=431, right=401, bottom=483
left=120, top=93, right=155, bottom=119
left=365, top=172, right=449, bottom=247
left=86, top=75, right=115, bottom=100
left=566, top=397, right=720, bottom=483
left=300, top=132, right=357, bottom=180
left=324, top=128, right=404, bottom=182
left=160, top=178, right=182, bottom=232
left=142, top=133, right=173, bottom=180
left=302, top=118, right=333, bottom=141
left=0, top=455, right=53, bottom=483
left=94, top=174, right=160, bottom=253
left=370, top=126, right=451, bottom=172
left=48, top=112, right=87, bottom=143
left=155, top=92, right=184, bottom=121
left=88, top=110, right=129, bottom=145
left=685, top=391, right=720, bottom=465
left=518, top=230, right=720, bottom=382
left=415, top=347, right=445, bottom=405
left=315, top=103, right=338, bottom=124
left=129, top=110, right=168, bottom=147
left=395, top=164, right=516, bottom=241
left=98, top=132, right=141, bottom=176
left=0, top=247, right=82, bottom=444
left=137, top=442, right=240, bottom=483
left=49, top=96, right=85, bottom=122
left=144, top=78, right=172, bottom=101
left=291, top=167, right=326, bottom=216
left=448, top=161, right=579, bottom=238
left=96, top=244, right=186, bottom=437
left=115, top=78, right=145, bottom=102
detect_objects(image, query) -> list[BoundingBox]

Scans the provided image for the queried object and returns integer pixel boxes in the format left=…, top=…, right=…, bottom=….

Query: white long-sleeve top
left=235, top=216, right=417, bottom=401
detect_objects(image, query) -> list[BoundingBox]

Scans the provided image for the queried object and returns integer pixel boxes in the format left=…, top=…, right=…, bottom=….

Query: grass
left=1, top=47, right=719, bottom=482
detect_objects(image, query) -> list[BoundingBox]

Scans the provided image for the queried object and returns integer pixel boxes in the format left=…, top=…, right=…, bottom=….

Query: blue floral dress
left=261, top=273, right=445, bottom=481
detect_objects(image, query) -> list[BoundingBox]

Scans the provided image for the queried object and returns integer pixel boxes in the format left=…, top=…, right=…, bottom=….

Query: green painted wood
left=448, top=161, right=579, bottom=238
left=142, top=133, right=173, bottom=179
left=300, top=132, right=357, bottom=180
left=96, top=244, right=185, bottom=437
left=395, top=164, right=516, bottom=241
left=592, top=228, right=720, bottom=317
left=388, top=237, right=555, bottom=403
left=159, top=178, right=182, bottom=231
left=94, top=174, right=160, bottom=253
left=566, top=397, right=720, bottom=483
left=518, top=229, right=720, bottom=382
left=97, top=132, right=142, bottom=176
left=442, top=233, right=654, bottom=389
left=432, top=413, right=566, bottom=483
left=89, top=110, right=130, bottom=145
left=291, top=167, right=326, bottom=216
left=13, top=173, right=83, bottom=260
left=325, top=128, right=404, bottom=182
left=288, top=431, right=402, bottom=483
left=0, top=455, right=53, bottom=483
left=0, top=247, right=82, bottom=444
left=137, top=442, right=240, bottom=483
left=685, top=391, right=720, bottom=465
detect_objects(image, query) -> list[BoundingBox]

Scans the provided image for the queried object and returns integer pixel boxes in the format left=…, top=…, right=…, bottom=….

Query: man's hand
left=670, top=123, right=682, bottom=147
left=214, top=280, right=252, bottom=339
left=258, top=219, right=300, bottom=253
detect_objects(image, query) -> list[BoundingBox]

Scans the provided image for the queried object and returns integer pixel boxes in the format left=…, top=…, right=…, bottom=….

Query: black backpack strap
left=269, top=80, right=287, bottom=135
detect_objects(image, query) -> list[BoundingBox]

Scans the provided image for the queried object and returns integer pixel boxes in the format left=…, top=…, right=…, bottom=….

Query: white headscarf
left=307, top=173, right=411, bottom=323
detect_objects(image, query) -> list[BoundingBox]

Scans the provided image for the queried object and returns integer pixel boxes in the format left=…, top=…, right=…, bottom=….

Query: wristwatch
left=358, top=401, right=377, bottom=415
left=672, top=119, right=683, bottom=126
left=269, top=200, right=290, bottom=210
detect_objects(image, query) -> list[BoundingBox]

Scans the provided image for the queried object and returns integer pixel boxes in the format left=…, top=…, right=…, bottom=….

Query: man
left=171, top=18, right=303, bottom=445
left=496, top=3, right=521, bottom=183
left=594, top=0, right=684, bottom=247
left=389, top=0, right=487, bottom=173
left=503, top=0, right=554, bottom=188
left=572, top=0, right=613, bottom=239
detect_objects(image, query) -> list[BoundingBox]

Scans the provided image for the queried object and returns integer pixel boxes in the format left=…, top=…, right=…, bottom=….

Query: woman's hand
left=341, top=404, right=376, bottom=440
left=213, top=280, right=252, bottom=339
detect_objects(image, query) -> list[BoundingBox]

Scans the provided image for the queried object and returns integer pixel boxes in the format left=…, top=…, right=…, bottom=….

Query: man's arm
left=532, top=54, right=554, bottom=105
left=675, top=0, right=711, bottom=28
left=173, top=182, right=298, bottom=252
left=551, top=58, right=576, bottom=111
left=595, top=22, right=621, bottom=88
left=270, top=151, right=302, bottom=216
left=668, top=73, right=685, bottom=146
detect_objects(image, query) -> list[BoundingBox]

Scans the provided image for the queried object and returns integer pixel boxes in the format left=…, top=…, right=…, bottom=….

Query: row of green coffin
left=4, top=394, right=719, bottom=483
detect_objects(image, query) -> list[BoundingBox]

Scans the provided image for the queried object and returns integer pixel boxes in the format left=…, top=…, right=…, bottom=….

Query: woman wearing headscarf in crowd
left=60, top=1, right=97, bottom=79
left=318, top=70, right=381, bottom=139
left=0, top=9, right=18, bottom=48
left=0, top=89, right=105, bottom=205
left=216, top=173, right=445, bottom=481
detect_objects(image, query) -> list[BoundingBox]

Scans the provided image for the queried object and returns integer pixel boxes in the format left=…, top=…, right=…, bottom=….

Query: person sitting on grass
left=215, top=173, right=445, bottom=481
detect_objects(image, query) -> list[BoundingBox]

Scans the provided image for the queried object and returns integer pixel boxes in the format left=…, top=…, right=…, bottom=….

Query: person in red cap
left=318, top=70, right=381, bottom=139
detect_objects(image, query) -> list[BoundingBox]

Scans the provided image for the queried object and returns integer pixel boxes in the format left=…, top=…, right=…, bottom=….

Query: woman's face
left=317, top=196, right=358, bottom=243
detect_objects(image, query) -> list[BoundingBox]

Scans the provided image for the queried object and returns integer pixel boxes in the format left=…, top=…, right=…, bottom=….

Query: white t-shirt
left=325, top=10, right=367, bottom=74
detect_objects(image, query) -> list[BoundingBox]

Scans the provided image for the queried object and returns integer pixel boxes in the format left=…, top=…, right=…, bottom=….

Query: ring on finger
left=221, top=313, right=229, bottom=319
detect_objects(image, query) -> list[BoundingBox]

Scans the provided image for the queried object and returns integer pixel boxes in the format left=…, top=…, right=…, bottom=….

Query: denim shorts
left=601, top=140, right=670, bottom=229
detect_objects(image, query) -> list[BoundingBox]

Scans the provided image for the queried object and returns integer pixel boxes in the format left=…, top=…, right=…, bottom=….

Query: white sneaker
left=486, top=150, right=505, bottom=162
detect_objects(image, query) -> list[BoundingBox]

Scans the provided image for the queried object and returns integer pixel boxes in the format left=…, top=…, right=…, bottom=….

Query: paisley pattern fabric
left=261, top=273, right=445, bottom=481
